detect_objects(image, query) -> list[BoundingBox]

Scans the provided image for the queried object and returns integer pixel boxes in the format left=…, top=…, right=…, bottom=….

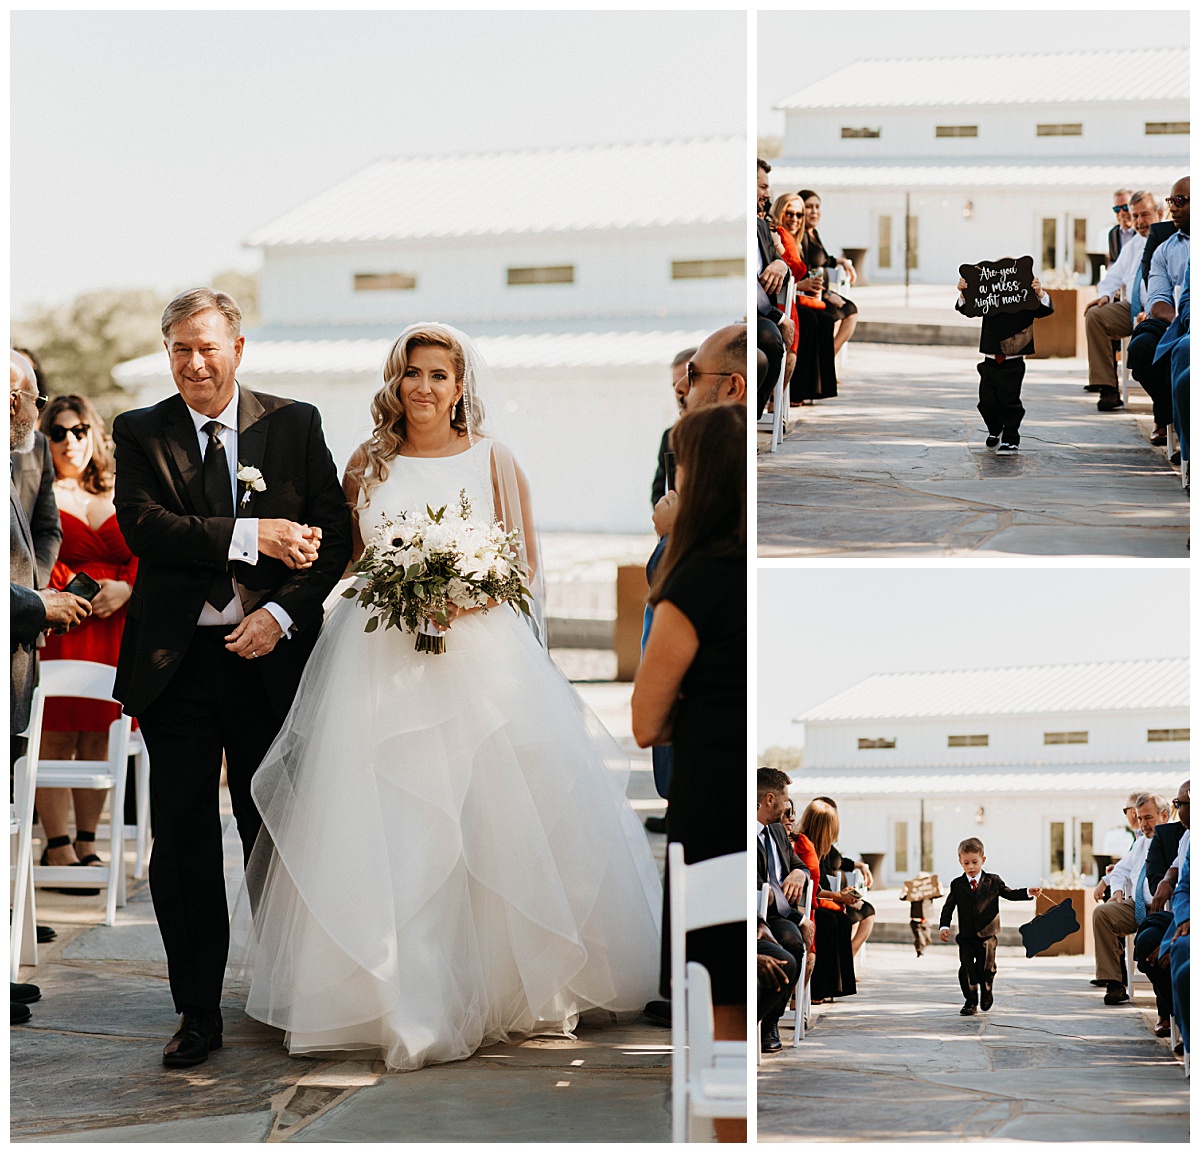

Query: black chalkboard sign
left=958, top=256, right=1036, bottom=318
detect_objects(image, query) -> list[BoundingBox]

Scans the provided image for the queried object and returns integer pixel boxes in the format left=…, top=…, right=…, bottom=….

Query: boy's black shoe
left=11, top=1001, right=31, bottom=1025
left=1103, top=982, right=1130, bottom=1005
left=996, top=442, right=1019, bottom=455
left=985, top=434, right=1001, bottom=448
left=1097, top=389, right=1124, bottom=411
left=980, top=989, right=993, bottom=1011
left=959, top=1004, right=977, bottom=1016
left=10, top=982, right=40, bottom=1004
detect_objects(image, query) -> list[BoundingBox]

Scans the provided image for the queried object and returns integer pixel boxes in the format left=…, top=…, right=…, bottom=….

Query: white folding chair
left=10, top=688, right=45, bottom=980
left=758, top=277, right=797, bottom=453
left=669, top=843, right=747, bottom=1143
left=31, top=661, right=131, bottom=925
left=1126, top=934, right=1142, bottom=998
left=1119, top=335, right=1132, bottom=410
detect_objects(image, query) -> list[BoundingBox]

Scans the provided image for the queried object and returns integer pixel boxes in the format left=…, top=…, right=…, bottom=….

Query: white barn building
left=789, top=658, right=1189, bottom=889
left=768, top=49, right=1188, bottom=286
left=114, top=137, right=745, bottom=533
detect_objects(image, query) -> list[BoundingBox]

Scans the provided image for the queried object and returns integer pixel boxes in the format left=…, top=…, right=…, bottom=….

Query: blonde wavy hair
left=348, top=327, right=478, bottom=499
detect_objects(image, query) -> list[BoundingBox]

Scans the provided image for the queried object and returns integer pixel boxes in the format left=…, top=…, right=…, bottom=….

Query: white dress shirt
left=757, top=820, right=784, bottom=880
left=185, top=386, right=293, bottom=637
left=1096, top=231, right=1148, bottom=301
left=1171, top=828, right=1190, bottom=873
left=1106, top=830, right=1154, bottom=906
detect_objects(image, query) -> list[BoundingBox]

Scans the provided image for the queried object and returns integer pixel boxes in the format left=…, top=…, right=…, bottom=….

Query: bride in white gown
left=237, top=323, right=662, bottom=1071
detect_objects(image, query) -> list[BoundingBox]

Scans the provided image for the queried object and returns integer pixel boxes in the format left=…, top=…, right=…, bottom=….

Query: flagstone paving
left=758, top=943, right=1189, bottom=1142
left=758, top=343, right=1188, bottom=557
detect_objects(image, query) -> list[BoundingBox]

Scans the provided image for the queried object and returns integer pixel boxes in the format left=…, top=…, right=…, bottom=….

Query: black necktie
left=202, top=420, right=235, bottom=611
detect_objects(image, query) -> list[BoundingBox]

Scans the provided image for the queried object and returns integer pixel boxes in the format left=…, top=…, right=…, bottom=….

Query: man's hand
left=225, top=608, right=284, bottom=660
left=939, top=926, right=951, bottom=943
left=1172, top=919, right=1190, bottom=941
left=39, top=589, right=91, bottom=631
left=799, top=919, right=815, bottom=949
left=1110, top=890, right=1126, bottom=903
left=1085, top=294, right=1111, bottom=313
left=1093, top=878, right=1108, bottom=901
left=759, top=259, right=787, bottom=296
left=1150, top=878, right=1175, bottom=913
left=780, top=872, right=806, bottom=905
left=258, top=520, right=321, bottom=570
left=779, top=316, right=795, bottom=346
left=652, top=491, right=678, bottom=538
left=758, top=952, right=791, bottom=991
left=1135, top=311, right=1148, bottom=325
left=90, top=579, right=132, bottom=620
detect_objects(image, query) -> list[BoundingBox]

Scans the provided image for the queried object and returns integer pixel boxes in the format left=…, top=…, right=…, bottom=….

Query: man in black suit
left=755, top=767, right=808, bottom=1051
left=1107, top=188, right=1136, bottom=265
left=938, top=837, right=1039, bottom=1014
left=113, top=288, right=352, bottom=1068
left=1135, top=779, right=1189, bottom=1036
left=756, top=159, right=791, bottom=418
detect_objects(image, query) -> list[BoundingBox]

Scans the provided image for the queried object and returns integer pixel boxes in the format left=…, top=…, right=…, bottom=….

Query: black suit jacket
left=112, top=386, right=352, bottom=717
left=1146, top=822, right=1186, bottom=894
left=939, top=871, right=1031, bottom=940
left=1107, top=222, right=1134, bottom=265
left=10, top=432, right=62, bottom=586
left=10, top=481, right=45, bottom=731
left=757, top=822, right=808, bottom=919
left=757, top=217, right=787, bottom=323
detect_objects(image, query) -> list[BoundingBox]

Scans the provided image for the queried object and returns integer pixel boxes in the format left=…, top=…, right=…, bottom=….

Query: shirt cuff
left=229, top=518, right=258, bottom=565
left=263, top=601, right=295, bottom=639
left=1038, top=291, right=1051, bottom=306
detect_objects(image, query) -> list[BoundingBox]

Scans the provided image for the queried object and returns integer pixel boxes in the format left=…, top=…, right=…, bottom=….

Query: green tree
left=759, top=746, right=803, bottom=772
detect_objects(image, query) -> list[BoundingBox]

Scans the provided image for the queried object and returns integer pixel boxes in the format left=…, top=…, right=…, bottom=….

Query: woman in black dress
left=633, top=401, right=745, bottom=1141
left=797, top=800, right=858, bottom=1003
left=798, top=189, right=859, bottom=355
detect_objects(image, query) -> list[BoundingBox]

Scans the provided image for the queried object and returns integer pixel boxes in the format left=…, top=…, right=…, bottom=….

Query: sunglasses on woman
left=48, top=423, right=90, bottom=443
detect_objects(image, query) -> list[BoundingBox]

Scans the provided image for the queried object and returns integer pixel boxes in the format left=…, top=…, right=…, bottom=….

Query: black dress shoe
left=163, top=1010, right=223, bottom=1067
left=1089, top=978, right=1108, bottom=987
left=1103, top=983, right=1130, bottom=1005
left=761, top=1022, right=783, bottom=1052
left=10, top=982, right=41, bottom=1005
left=11, top=1001, right=31, bottom=1025
left=36, top=925, right=57, bottom=944
left=980, top=989, right=993, bottom=1012
left=960, top=1004, right=977, bottom=1016
left=643, top=815, right=667, bottom=835
left=642, top=999, right=671, bottom=1027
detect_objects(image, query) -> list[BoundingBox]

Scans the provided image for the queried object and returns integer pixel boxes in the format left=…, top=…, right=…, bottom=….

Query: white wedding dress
left=239, top=440, right=662, bottom=1071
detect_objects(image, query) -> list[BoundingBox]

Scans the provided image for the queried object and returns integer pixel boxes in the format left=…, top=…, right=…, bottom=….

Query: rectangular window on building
left=1037, top=123, right=1083, bottom=136
left=1073, top=218, right=1088, bottom=275
left=354, top=272, right=417, bottom=292
left=878, top=216, right=892, bottom=269
left=905, top=215, right=919, bottom=270
left=935, top=125, right=978, bottom=138
left=948, top=734, right=989, bottom=747
left=858, top=737, right=896, bottom=749
left=1148, top=728, right=1191, bottom=742
left=894, top=822, right=908, bottom=874
left=841, top=126, right=881, bottom=139
left=1044, top=731, right=1088, bottom=745
left=1042, top=218, right=1057, bottom=271
left=1050, top=822, right=1065, bottom=872
left=1145, top=122, right=1190, bottom=135
left=921, top=821, right=933, bottom=872
left=671, top=258, right=746, bottom=280
left=507, top=265, right=575, bottom=286
left=1080, top=821, right=1094, bottom=878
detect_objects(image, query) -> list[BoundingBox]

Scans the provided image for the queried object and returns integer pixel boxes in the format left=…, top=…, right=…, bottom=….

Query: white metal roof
left=798, top=659, right=1189, bottom=723
left=112, top=328, right=715, bottom=388
left=787, top=767, right=1184, bottom=798
left=766, top=163, right=1183, bottom=192
left=246, top=137, right=744, bottom=247
left=775, top=48, right=1189, bottom=111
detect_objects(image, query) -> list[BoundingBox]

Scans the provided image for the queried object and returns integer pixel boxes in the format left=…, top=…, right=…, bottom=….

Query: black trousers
left=789, top=307, right=837, bottom=404
left=957, top=932, right=997, bottom=1005
left=810, top=906, right=856, bottom=1000
left=1127, top=317, right=1173, bottom=427
left=1135, top=911, right=1175, bottom=1019
left=757, top=316, right=785, bottom=418
left=976, top=357, right=1026, bottom=442
left=757, top=936, right=799, bottom=1026
left=138, top=628, right=292, bottom=1014
left=910, top=920, right=931, bottom=956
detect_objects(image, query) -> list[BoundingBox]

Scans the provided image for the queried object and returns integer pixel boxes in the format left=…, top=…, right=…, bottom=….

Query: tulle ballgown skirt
left=235, top=595, right=662, bottom=1071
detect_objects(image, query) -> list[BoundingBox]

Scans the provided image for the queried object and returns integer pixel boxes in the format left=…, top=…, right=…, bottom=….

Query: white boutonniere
left=236, top=463, right=267, bottom=507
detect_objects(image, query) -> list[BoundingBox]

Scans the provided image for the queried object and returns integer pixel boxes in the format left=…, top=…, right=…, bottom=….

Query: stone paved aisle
left=11, top=683, right=672, bottom=1144
left=758, top=943, right=1189, bottom=1142
left=758, top=343, right=1189, bottom=557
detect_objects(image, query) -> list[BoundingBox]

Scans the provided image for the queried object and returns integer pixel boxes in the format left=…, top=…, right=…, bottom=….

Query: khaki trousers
left=1092, top=897, right=1138, bottom=983
left=1085, top=299, right=1134, bottom=387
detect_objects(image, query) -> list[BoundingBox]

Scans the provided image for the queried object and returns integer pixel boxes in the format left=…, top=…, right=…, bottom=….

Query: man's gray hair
left=1135, top=792, right=1171, bottom=814
left=1114, top=188, right=1134, bottom=198
left=161, top=288, right=243, bottom=342
left=1130, top=190, right=1157, bottom=208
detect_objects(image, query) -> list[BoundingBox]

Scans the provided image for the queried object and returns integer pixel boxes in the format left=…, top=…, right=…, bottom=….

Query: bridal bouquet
left=343, top=489, right=532, bottom=654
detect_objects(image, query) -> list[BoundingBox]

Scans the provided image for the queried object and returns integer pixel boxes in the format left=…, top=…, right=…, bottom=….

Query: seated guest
left=812, top=793, right=877, bottom=955
left=757, top=918, right=800, bottom=1037
left=1158, top=841, right=1189, bottom=1055
left=756, top=159, right=791, bottom=418
left=797, top=189, right=858, bottom=356
left=1127, top=176, right=1190, bottom=444
left=9, top=352, right=61, bottom=586
left=1092, top=793, right=1172, bottom=1005
left=1154, top=267, right=1189, bottom=470
left=1107, top=189, right=1137, bottom=264
left=755, top=767, right=811, bottom=1051
left=1085, top=192, right=1162, bottom=410
left=798, top=798, right=857, bottom=1004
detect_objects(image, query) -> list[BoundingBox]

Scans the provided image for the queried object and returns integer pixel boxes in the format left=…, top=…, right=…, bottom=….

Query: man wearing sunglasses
left=1106, top=188, right=1136, bottom=264
left=1127, top=176, right=1190, bottom=444
left=9, top=350, right=61, bottom=586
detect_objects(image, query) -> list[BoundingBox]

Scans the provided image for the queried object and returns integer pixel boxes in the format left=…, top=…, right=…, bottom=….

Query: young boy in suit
left=956, top=265, right=1055, bottom=454
left=939, top=837, right=1041, bottom=1014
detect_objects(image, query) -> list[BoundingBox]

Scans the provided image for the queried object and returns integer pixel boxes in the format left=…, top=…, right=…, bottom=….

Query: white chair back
left=10, top=688, right=45, bottom=980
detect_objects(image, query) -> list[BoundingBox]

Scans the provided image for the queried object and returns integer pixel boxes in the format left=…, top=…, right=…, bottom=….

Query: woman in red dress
left=36, top=395, right=136, bottom=879
left=768, top=194, right=807, bottom=395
